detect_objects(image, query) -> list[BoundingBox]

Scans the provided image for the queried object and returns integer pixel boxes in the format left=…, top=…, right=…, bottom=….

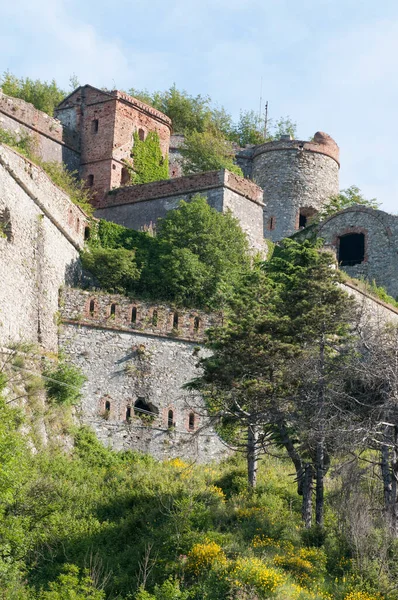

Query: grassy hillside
left=0, top=387, right=387, bottom=599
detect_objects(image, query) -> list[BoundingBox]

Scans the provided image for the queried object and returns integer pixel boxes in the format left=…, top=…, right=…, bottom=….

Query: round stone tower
left=251, top=132, right=340, bottom=241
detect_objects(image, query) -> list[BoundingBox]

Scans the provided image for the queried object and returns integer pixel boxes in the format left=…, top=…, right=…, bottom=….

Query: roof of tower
left=251, top=131, right=340, bottom=166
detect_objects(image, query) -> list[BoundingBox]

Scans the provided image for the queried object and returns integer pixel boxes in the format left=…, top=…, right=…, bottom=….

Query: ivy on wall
left=126, top=131, right=169, bottom=185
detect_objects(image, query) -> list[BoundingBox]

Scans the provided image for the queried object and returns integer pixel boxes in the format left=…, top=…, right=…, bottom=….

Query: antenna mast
left=259, top=77, right=263, bottom=123
left=264, top=101, right=269, bottom=140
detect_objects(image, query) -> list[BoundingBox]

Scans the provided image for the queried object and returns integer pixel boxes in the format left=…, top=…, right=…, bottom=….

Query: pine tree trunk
left=302, top=463, right=314, bottom=528
left=381, top=442, right=392, bottom=523
left=391, top=426, right=398, bottom=537
left=315, top=441, right=324, bottom=527
left=247, top=424, right=259, bottom=488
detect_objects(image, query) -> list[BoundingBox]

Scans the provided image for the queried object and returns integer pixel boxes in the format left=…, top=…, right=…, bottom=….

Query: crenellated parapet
left=60, top=287, right=222, bottom=342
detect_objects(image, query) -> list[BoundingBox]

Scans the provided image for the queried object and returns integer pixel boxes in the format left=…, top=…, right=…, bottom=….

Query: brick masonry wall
left=0, top=144, right=88, bottom=351
left=251, top=133, right=340, bottom=241
left=56, top=86, right=172, bottom=204
left=0, top=90, right=80, bottom=170
left=318, top=207, right=398, bottom=299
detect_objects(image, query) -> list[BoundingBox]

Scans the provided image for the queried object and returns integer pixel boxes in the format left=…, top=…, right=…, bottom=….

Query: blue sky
left=1, top=0, right=398, bottom=212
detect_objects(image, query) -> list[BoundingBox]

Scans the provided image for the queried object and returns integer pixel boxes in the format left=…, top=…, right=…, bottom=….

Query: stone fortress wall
left=0, top=90, right=80, bottom=170
left=1, top=83, right=398, bottom=461
left=249, top=132, right=340, bottom=241
left=59, top=288, right=227, bottom=462
left=0, top=144, right=88, bottom=351
left=95, top=169, right=266, bottom=254
left=318, top=206, right=398, bottom=299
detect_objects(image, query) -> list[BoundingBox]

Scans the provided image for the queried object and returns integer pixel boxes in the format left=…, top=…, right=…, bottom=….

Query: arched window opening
left=173, top=312, right=179, bottom=329
left=267, top=216, right=276, bottom=231
left=126, top=406, right=132, bottom=420
left=105, top=400, right=111, bottom=411
left=134, top=398, right=159, bottom=418
left=84, top=226, right=90, bottom=240
left=152, top=309, right=158, bottom=326
left=110, top=303, right=117, bottom=317
left=138, top=128, right=145, bottom=141
left=89, top=299, right=95, bottom=316
left=87, top=174, right=94, bottom=187
left=168, top=409, right=174, bottom=429
left=131, top=306, right=137, bottom=324
left=121, top=167, right=130, bottom=185
left=194, top=316, right=200, bottom=333
left=188, top=412, right=195, bottom=431
left=338, top=233, right=365, bottom=266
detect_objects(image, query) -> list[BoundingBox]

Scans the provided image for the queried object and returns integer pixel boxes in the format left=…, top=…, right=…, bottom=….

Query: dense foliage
left=1, top=71, right=66, bottom=116
left=125, top=131, right=169, bottom=185
left=129, top=84, right=296, bottom=146
left=180, top=129, right=243, bottom=176
left=0, top=381, right=391, bottom=599
left=83, top=196, right=251, bottom=308
left=317, top=185, right=379, bottom=220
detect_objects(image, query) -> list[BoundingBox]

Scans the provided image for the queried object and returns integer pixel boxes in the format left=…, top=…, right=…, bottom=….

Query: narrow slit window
left=105, top=400, right=111, bottom=411
left=92, top=119, right=99, bottom=133
left=110, top=303, right=117, bottom=317
left=168, top=409, right=174, bottom=429
left=76, top=218, right=80, bottom=233
left=173, top=312, right=179, bottom=329
left=131, top=306, right=137, bottom=324
left=84, top=226, right=90, bottom=240
left=189, top=412, right=195, bottom=431
left=267, top=216, right=276, bottom=231
left=89, top=299, right=95, bottom=315
left=126, top=406, right=131, bottom=420
left=194, top=316, right=200, bottom=333
left=87, top=174, right=94, bottom=187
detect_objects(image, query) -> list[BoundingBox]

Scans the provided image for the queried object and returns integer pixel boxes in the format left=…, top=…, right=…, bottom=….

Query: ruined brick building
left=1, top=84, right=398, bottom=461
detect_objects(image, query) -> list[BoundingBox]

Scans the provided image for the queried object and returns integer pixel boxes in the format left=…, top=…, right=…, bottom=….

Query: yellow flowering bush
left=168, top=458, right=189, bottom=470
left=252, top=535, right=294, bottom=553
left=231, top=557, right=284, bottom=596
left=186, top=540, right=227, bottom=576
left=344, top=593, right=382, bottom=600
left=207, top=485, right=226, bottom=503
left=274, top=548, right=327, bottom=584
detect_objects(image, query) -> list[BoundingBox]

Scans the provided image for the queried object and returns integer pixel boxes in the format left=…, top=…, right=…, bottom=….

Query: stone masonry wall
left=319, top=207, right=398, bottom=299
left=251, top=133, right=340, bottom=241
left=59, top=288, right=226, bottom=462
left=0, top=90, right=80, bottom=170
left=60, top=288, right=222, bottom=342
left=0, top=144, right=88, bottom=351
left=95, top=169, right=265, bottom=253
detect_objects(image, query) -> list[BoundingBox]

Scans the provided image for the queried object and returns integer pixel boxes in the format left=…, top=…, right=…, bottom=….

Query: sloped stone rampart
left=0, top=144, right=87, bottom=350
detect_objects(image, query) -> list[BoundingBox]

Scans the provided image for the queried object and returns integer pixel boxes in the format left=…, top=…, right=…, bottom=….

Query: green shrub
left=43, top=359, right=86, bottom=406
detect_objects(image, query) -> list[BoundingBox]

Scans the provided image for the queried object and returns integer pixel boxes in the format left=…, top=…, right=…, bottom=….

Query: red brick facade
left=55, top=86, right=172, bottom=205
